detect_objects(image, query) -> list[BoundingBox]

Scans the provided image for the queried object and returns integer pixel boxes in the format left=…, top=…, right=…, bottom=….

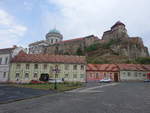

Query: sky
left=0, top=0, right=150, bottom=51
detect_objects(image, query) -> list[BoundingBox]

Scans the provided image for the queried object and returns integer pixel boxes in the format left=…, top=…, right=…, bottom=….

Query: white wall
left=120, top=71, right=147, bottom=81
left=0, top=54, right=10, bottom=82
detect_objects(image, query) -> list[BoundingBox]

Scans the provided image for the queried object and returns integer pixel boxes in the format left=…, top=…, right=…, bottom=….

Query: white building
left=0, top=46, right=25, bottom=83
left=118, top=64, right=150, bottom=81
left=29, top=28, right=63, bottom=54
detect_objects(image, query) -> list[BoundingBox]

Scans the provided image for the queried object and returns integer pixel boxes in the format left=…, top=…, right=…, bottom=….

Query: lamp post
left=52, top=65, right=60, bottom=90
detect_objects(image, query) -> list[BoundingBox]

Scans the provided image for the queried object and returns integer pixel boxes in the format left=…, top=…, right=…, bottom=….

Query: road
left=0, top=82, right=150, bottom=113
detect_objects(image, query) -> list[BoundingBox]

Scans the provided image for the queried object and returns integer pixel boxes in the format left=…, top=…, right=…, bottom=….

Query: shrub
left=135, top=57, right=150, bottom=64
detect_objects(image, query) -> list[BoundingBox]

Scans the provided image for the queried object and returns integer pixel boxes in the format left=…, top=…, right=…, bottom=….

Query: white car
left=99, top=78, right=112, bottom=83
left=48, top=78, right=64, bottom=83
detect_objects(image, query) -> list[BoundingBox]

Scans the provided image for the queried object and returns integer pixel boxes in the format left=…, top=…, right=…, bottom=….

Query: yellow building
left=10, top=51, right=86, bottom=83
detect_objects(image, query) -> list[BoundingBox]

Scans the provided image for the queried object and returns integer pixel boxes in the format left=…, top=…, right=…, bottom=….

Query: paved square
left=0, top=82, right=150, bottom=113
left=0, top=84, right=54, bottom=104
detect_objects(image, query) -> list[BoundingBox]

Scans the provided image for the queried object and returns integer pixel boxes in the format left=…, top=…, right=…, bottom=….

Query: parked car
left=30, top=80, right=46, bottom=84
left=48, top=78, right=64, bottom=83
left=144, top=79, right=150, bottom=82
left=99, top=78, right=112, bottom=83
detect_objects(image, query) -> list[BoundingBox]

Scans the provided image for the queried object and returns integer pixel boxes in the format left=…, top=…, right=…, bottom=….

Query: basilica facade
left=29, top=29, right=63, bottom=54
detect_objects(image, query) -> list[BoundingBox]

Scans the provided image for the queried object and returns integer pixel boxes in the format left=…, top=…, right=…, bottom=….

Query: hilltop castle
left=101, top=21, right=149, bottom=58
left=29, top=21, right=149, bottom=59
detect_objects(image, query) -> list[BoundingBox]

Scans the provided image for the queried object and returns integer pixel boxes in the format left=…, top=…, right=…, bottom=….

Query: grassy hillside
left=80, top=39, right=150, bottom=64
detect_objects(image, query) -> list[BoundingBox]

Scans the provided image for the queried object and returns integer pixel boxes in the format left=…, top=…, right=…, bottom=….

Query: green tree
left=76, top=48, right=84, bottom=55
left=135, top=57, right=150, bottom=64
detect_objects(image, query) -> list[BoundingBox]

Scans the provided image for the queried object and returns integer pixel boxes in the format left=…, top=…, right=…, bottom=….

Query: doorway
left=114, top=73, right=119, bottom=82
left=39, top=73, right=49, bottom=81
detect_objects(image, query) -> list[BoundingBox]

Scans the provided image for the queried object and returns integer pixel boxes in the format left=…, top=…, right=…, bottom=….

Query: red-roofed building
left=86, top=64, right=120, bottom=82
left=118, top=64, right=150, bottom=81
left=86, top=64, right=150, bottom=82
left=10, top=51, right=86, bottom=83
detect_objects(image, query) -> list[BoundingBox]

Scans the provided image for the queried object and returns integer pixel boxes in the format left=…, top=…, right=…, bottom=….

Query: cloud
left=23, top=1, right=33, bottom=11
left=0, top=9, right=27, bottom=48
left=46, top=0, right=150, bottom=51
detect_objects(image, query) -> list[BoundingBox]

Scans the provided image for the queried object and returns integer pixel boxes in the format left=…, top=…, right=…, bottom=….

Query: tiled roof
left=11, top=51, right=86, bottom=64
left=56, top=37, right=84, bottom=44
left=111, top=21, right=125, bottom=29
left=87, top=64, right=150, bottom=71
left=87, top=64, right=119, bottom=72
left=104, top=30, right=112, bottom=34
left=55, top=35, right=97, bottom=44
left=29, top=40, right=49, bottom=46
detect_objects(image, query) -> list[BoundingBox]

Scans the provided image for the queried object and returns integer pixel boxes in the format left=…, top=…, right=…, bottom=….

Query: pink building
left=86, top=64, right=120, bottom=82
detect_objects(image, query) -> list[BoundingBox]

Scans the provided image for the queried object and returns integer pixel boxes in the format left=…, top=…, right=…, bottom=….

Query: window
left=65, top=74, right=68, bottom=78
left=16, top=64, right=21, bottom=69
left=65, top=65, right=69, bottom=70
left=73, top=65, right=77, bottom=70
left=80, top=74, right=84, bottom=78
left=81, top=65, right=84, bottom=70
left=34, top=64, right=38, bottom=69
left=0, top=57, right=2, bottom=64
left=25, top=73, right=29, bottom=78
left=143, top=74, right=146, bottom=77
left=56, top=39, right=58, bottom=42
left=50, top=66, right=53, bottom=73
left=43, top=64, right=47, bottom=70
left=16, top=73, right=20, bottom=78
left=104, top=73, right=106, bottom=78
left=5, top=57, right=8, bottom=64
left=51, top=39, right=53, bottom=43
left=128, top=72, right=131, bottom=76
left=96, top=73, right=99, bottom=79
left=33, top=73, right=38, bottom=78
left=3, top=72, right=6, bottom=78
left=134, top=72, right=137, bottom=77
left=73, top=74, right=77, bottom=78
left=26, top=64, right=30, bottom=69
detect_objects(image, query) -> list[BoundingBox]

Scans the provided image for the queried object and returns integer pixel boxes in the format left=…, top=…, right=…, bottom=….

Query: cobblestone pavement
left=0, top=82, right=150, bottom=113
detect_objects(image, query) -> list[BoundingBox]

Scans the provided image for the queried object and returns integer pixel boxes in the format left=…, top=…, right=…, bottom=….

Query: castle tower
left=102, top=21, right=128, bottom=40
left=46, top=28, right=63, bottom=44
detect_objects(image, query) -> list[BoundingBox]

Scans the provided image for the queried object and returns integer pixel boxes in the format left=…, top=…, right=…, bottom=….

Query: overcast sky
left=0, top=0, right=150, bottom=51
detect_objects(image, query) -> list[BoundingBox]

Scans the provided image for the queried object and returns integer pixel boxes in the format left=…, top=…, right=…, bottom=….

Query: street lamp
left=52, top=65, right=60, bottom=90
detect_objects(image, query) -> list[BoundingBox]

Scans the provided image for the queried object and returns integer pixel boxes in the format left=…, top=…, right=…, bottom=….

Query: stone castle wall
left=45, top=35, right=99, bottom=55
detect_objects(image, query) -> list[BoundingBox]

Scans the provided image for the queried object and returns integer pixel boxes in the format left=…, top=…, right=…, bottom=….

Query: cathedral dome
left=49, top=28, right=60, bottom=34
left=46, top=28, right=63, bottom=44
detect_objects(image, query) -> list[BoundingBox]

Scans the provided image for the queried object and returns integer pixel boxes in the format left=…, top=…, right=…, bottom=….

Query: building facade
left=118, top=64, right=150, bottom=81
left=86, top=64, right=150, bottom=82
left=10, top=51, right=86, bottom=83
left=0, top=46, right=25, bottom=82
left=29, top=28, right=63, bottom=54
left=86, top=64, right=120, bottom=82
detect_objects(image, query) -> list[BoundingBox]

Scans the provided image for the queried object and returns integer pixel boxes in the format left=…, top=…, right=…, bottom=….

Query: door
left=114, top=73, right=119, bottom=82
